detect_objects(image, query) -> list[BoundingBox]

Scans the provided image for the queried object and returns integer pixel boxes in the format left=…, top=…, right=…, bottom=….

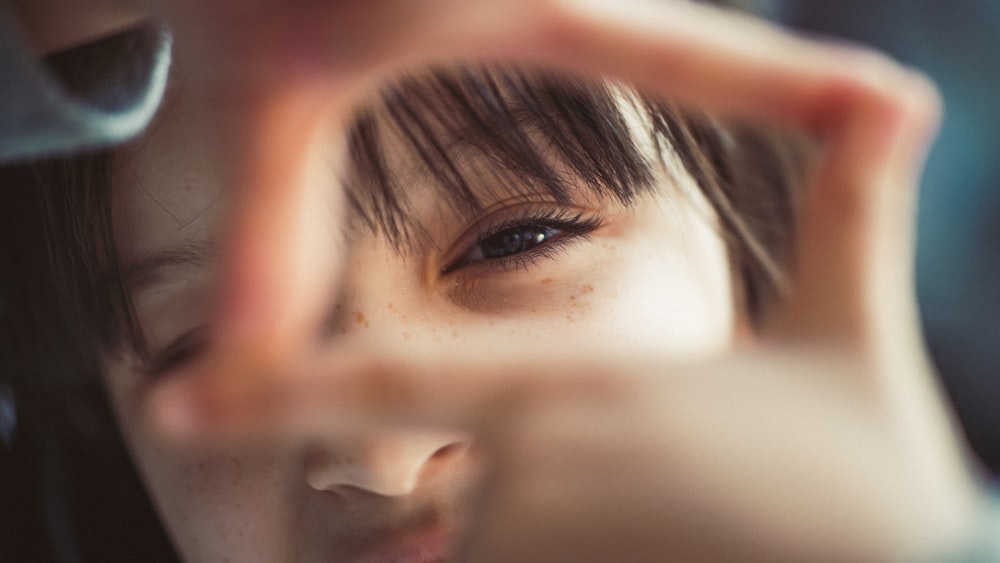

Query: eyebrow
left=123, top=240, right=215, bottom=294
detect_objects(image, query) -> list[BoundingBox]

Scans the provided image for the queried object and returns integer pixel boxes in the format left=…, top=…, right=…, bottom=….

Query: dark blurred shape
left=776, top=0, right=1000, bottom=476
left=0, top=382, right=14, bottom=448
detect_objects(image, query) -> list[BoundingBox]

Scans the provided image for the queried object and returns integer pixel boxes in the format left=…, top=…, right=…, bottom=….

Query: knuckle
left=816, top=46, right=942, bottom=136
left=534, top=0, right=595, bottom=51
left=838, top=52, right=909, bottom=111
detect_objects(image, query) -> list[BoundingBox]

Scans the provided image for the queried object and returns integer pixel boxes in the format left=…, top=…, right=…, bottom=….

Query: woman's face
left=102, top=74, right=742, bottom=562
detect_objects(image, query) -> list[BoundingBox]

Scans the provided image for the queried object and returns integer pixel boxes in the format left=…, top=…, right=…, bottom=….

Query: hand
left=121, top=1, right=980, bottom=561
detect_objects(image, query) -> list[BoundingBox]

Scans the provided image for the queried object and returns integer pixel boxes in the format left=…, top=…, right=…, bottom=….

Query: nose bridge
left=304, top=431, right=469, bottom=497
left=307, top=241, right=460, bottom=496
left=323, top=241, right=413, bottom=340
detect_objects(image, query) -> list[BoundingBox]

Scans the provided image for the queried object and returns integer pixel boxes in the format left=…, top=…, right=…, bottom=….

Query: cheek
left=572, top=200, right=738, bottom=359
left=103, top=366, right=304, bottom=563
left=589, top=234, right=736, bottom=359
left=133, top=447, right=298, bottom=563
left=443, top=213, right=737, bottom=360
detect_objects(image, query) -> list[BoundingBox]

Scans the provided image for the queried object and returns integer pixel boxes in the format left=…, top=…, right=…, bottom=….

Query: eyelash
left=441, top=208, right=603, bottom=275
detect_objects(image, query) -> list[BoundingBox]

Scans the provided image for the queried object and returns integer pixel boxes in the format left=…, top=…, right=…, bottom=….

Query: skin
left=103, top=77, right=740, bottom=562
left=12, top=0, right=986, bottom=561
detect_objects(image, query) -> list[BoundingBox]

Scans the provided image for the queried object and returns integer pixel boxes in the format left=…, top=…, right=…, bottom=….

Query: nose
left=304, top=431, right=470, bottom=497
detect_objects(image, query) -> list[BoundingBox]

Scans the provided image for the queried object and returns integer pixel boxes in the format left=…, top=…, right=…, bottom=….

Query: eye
left=141, top=327, right=208, bottom=377
left=471, top=224, right=563, bottom=261
left=443, top=209, right=602, bottom=273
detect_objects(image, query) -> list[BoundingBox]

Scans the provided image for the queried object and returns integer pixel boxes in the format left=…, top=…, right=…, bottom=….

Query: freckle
left=569, top=295, right=576, bottom=301
left=354, top=312, right=365, bottom=324
left=489, top=320, right=496, bottom=327
left=581, top=284, right=594, bottom=294
left=403, top=332, right=412, bottom=340
left=541, top=278, right=554, bottom=285
left=565, top=314, right=576, bottom=324
left=387, top=302, right=394, bottom=310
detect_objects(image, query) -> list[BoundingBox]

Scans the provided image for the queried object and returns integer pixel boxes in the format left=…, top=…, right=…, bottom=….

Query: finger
left=142, top=330, right=847, bottom=444
left=201, top=86, right=350, bottom=363
left=365, top=0, right=914, bottom=132
left=776, top=68, right=942, bottom=344
left=145, top=77, right=359, bottom=416
left=146, top=330, right=643, bottom=445
left=460, top=374, right=896, bottom=563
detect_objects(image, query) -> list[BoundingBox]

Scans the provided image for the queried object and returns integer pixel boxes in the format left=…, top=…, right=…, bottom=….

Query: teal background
left=776, top=0, right=1000, bottom=474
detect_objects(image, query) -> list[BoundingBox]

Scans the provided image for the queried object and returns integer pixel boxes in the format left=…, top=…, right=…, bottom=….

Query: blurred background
left=774, top=0, right=1000, bottom=476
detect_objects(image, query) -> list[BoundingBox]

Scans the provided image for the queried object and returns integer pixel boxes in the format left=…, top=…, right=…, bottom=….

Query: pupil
left=481, top=226, right=549, bottom=258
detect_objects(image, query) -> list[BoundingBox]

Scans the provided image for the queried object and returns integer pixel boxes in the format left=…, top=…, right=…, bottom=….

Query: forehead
left=112, top=91, right=228, bottom=269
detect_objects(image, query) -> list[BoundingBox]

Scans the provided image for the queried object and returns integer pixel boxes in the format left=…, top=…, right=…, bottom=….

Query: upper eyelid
left=440, top=208, right=603, bottom=275
left=443, top=202, right=598, bottom=254
left=458, top=231, right=596, bottom=275
left=470, top=209, right=587, bottom=247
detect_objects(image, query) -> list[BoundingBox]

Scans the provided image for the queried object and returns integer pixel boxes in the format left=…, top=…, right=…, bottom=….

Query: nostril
left=304, top=433, right=473, bottom=496
left=431, top=442, right=468, bottom=460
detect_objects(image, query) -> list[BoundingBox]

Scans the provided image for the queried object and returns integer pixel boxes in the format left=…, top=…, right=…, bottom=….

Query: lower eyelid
left=440, top=235, right=597, bottom=312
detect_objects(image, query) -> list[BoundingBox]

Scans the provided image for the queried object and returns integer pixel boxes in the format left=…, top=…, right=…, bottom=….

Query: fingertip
left=900, top=68, right=944, bottom=147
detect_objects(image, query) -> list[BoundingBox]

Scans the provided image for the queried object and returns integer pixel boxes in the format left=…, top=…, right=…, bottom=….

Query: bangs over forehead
left=344, top=66, right=666, bottom=251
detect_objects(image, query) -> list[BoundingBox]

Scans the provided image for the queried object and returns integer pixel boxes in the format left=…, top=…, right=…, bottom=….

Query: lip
left=348, top=525, right=458, bottom=563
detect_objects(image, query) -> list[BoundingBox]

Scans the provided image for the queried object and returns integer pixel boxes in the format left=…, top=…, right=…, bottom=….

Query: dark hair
left=0, top=20, right=805, bottom=563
